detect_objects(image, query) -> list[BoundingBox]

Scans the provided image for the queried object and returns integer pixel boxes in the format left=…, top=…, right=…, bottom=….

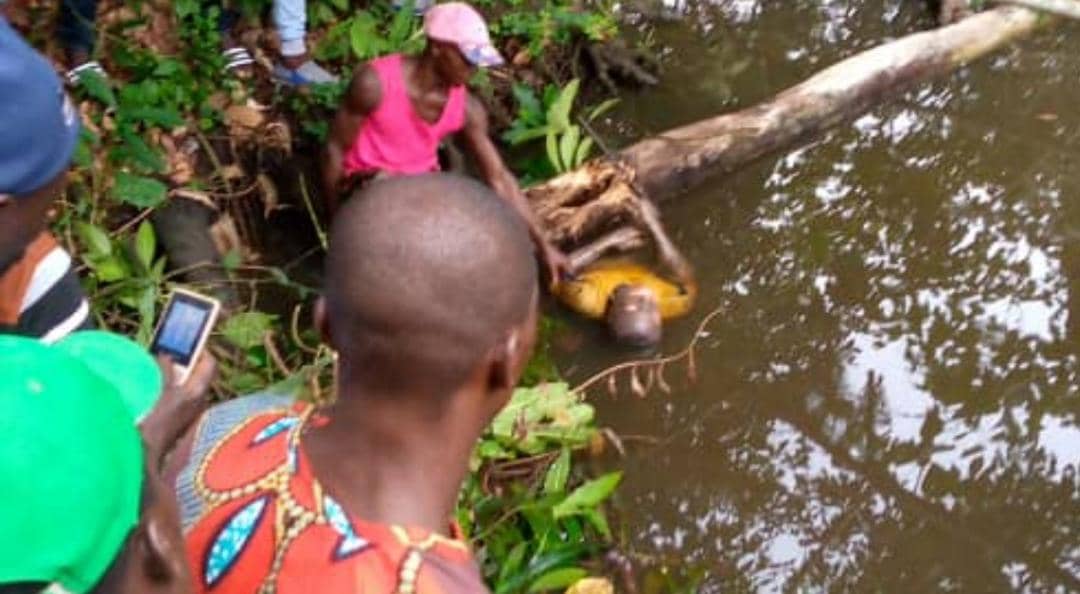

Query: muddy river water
left=552, top=1, right=1080, bottom=591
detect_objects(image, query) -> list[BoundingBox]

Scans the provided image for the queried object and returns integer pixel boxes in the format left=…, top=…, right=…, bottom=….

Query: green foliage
left=552, top=472, right=621, bottom=519
left=74, top=220, right=166, bottom=344
left=484, top=383, right=595, bottom=459
left=220, top=312, right=277, bottom=349
left=284, top=78, right=348, bottom=142
left=460, top=383, right=616, bottom=593
left=506, top=80, right=616, bottom=177
left=113, top=172, right=168, bottom=208
left=315, top=2, right=424, bottom=62
left=56, top=2, right=626, bottom=591
left=490, top=0, right=616, bottom=57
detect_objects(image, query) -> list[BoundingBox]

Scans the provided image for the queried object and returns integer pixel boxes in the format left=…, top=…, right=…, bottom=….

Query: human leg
left=271, top=0, right=337, bottom=85
left=56, top=0, right=97, bottom=66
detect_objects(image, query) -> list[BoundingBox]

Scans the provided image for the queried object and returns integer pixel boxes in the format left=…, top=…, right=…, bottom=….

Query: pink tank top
left=342, top=54, right=467, bottom=176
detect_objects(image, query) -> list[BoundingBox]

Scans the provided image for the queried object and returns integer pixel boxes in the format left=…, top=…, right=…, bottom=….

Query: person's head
left=0, top=18, right=80, bottom=271
left=319, top=173, right=539, bottom=426
left=423, top=2, right=504, bottom=86
left=606, top=284, right=663, bottom=347
left=0, top=332, right=191, bottom=594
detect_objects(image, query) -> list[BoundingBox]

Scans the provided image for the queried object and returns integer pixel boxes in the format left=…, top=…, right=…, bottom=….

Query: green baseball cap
left=0, top=331, right=163, bottom=593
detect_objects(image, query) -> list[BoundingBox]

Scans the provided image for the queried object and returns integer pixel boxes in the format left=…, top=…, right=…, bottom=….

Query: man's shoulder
left=0, top=234, right=91, bottom=341
left=175, top=391, right=301, bottom=529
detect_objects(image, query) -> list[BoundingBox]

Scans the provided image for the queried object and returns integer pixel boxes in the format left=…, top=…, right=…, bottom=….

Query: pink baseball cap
left=424, top=2, right=504, bottom=67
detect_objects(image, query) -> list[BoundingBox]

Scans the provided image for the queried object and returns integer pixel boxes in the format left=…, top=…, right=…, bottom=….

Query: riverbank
left=21, top=0, right=652, bottom=590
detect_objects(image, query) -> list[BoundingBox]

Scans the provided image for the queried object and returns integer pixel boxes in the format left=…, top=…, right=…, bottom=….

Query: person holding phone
left=170, top=174, right=538, bottom=594
left=0, top=330, right=216, bottom=594
left=0, top=16, right=91, bottom=343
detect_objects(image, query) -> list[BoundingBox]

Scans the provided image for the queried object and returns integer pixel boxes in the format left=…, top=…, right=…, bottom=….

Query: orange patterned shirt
left=176, top=394, right=487, bottom=594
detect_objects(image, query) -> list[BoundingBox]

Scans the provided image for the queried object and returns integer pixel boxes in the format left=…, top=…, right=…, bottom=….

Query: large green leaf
left=488, top=383, right=596, bottom=455
left=134, top=221, right=156, bottom=269
left=586, top=98, right=620, bottom=121
left=496, top=542, right=530, bottom=589
left=543, top=448, right=571, bottom=495
left=135, top=283, right=157, bottom=346
left=580, top=509, right=611, bottom=539
left=545, top=79, right=579, bottom=132
left=495, top=545, right=592, bottom=594
left=573, top=137, right=594, bottom=168
left=558, top=126, right=580, bottom=175
left=512, top=83, right=544, bottom=125
left=121, top=106, right=184, bottom=129
left=92, top=254, right=131, bottom=282
left=220, top=311, right=277, bottom=349
left=545, top=131, right=562, bottom=174
left=528, top=568, right=588, bottom=593
left=75, top=222, right=112, bottom=258
left=78, top=69, right=117, bottom=108
left=350, top=12, right=384, bottom=59
left=115, top=130, right=165, bottom=173
left=504, top=124, right=552, bottom=147
left=387, top=0, right=417, bottom=45
left=552, top=472, right=622, bottom=518
left=113, top=172, right=167, bottom=208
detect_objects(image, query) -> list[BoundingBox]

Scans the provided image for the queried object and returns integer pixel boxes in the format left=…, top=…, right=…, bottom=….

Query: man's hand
left=140, top=353, right=217, bottom=471
left=539, top=240, right=572, bottom=289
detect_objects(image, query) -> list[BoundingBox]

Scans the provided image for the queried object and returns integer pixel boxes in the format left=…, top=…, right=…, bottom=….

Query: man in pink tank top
left=323, top=2, right=568, bottom=284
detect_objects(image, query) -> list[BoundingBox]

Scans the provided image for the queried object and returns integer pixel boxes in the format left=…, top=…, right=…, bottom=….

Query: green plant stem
left=299, top=173, right=329, bottom=251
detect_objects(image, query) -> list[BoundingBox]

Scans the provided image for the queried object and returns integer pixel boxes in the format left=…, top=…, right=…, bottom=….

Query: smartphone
left=150, top=289, right=221, bottom=383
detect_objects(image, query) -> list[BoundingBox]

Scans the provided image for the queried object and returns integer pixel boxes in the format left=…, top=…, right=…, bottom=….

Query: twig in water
left=572, top=304, right=725, bottom=397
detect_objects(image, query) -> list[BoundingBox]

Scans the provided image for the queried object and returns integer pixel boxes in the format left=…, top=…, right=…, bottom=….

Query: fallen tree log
left=1003, top=0, right=1080, bottom=20
left=527, top=6, right=1052, bottom=247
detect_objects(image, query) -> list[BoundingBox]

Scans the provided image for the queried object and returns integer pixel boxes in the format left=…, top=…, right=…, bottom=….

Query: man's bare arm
left=566, top=226, right=647, bottom=274
left=638, top=199, right=696, bottom=294
left=322, top=65, right=381, bottom=216
left=459, top=94, right=569, bottom=286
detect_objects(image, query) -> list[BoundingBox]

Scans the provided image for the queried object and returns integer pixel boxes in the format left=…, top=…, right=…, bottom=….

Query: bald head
left=325, top=174, right=538, bottom=397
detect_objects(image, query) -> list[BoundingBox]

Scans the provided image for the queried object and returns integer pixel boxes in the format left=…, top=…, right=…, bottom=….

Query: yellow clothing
left=556, top=260, right=694, bottom=320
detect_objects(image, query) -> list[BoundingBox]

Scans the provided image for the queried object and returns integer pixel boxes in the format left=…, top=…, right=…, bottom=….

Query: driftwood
left=527, top=6, right=1052, bottom=248
left=1003, top=0, right=1080, bottom=20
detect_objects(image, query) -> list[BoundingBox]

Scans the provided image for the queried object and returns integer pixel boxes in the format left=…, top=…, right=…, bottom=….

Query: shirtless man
left=322, top=2, right=567, bottom=283
left=556, top=199, right=697, bottom=347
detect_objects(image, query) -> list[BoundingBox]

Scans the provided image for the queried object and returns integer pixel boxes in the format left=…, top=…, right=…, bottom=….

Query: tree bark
left=527, top=6, right=1051, bottom=247
left=1002, top=0, right=1080, bottom=20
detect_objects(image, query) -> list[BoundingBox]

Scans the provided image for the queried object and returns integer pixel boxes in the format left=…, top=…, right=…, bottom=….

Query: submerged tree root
left=527, top=158, right=655, bottom=248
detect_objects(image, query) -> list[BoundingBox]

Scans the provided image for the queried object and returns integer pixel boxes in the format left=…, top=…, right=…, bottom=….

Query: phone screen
left=151, top=293, right=215, bottom=366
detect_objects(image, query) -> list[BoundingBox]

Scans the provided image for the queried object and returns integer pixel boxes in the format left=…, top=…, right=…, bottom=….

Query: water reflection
left=567, top=2, right=1080, bottom=591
